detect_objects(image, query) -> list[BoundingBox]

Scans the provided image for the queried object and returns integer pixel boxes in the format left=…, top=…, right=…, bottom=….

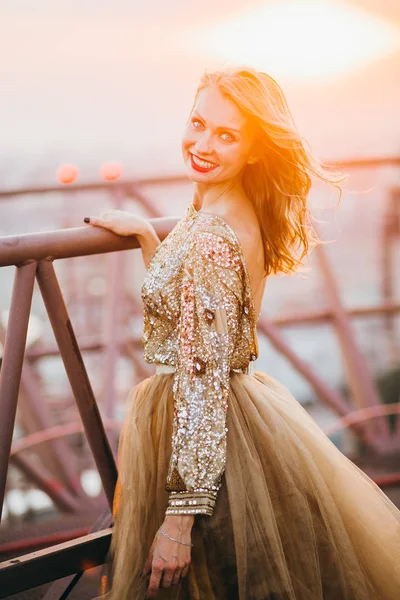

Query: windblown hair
left=194, top=66, right=346, bottom=277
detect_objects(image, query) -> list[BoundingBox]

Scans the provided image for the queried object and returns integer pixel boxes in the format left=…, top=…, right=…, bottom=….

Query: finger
left=83, top=216, right=107, bottom=227
left=145, top=565, right=163, bottom=598
left=160, top=567, right=176, bottom=588
left=141, top=546, right=155, bottom=577
left=181, top=563, right=190, bottom=578
left=100, top=210, right=118, bottom=221
left=171, top=568, right=182, bottom=585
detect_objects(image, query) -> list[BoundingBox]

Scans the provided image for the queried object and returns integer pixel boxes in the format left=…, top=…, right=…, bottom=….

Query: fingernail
left=84, top=217, right=90, bottom=223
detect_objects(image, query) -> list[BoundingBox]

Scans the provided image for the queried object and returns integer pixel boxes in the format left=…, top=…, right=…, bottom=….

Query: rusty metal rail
left=0, top=219, right=176, bottom=520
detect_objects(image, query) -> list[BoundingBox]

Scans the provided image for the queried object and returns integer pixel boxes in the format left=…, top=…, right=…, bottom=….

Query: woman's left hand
left=142, top=514, right=194, bottom=598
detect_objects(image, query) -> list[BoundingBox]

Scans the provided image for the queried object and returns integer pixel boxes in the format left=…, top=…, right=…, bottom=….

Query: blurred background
left=0, top=1, right=399, bottom=598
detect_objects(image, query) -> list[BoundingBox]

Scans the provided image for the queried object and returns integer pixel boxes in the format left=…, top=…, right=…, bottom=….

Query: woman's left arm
left=164, top=229, right=244, bottom=515
left=143, top=228, right=244, bottom=597
left=142, top=514, right=194, bottom=598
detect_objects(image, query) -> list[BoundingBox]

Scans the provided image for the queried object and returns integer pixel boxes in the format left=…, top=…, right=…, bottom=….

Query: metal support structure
left=10, top=454, right=82, bottom=513
left=36, top=260, right=118, bottom=510
left=0, top=261, right=37, bottom=520
left=0, top=155, right=399, bottom=201
left=0, top=528, right=111, bottom=599
left=0, top=219, right=175, bottom=268
left=41, top=508, right=113, bottom=600
left=315, top=244, right=392, bottom=447
left=256, top=317, right=379, bottom=447
left=0, top=316, right=81, bottom=492
left=0, top=508, right=113, bottom=599
left=20, top=364, right=84, bottom=496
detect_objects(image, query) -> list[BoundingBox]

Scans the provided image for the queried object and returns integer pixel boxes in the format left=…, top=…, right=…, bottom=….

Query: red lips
left=190, top=153, right=219, bottom=173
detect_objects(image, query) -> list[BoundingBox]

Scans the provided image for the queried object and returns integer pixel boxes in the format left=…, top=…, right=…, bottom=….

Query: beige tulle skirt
left=95, top=368, right=400, bottom=600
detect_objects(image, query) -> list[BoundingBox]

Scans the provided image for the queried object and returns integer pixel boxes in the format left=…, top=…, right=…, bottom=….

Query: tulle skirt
left=95, top=367, right=400, bottom=600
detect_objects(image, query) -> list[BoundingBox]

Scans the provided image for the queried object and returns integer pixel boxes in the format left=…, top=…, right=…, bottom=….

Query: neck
left=192, top=177, right=247, bottom=215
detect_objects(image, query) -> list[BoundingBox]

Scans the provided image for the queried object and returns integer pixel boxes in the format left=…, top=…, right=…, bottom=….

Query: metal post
left=11, top=454, right=82, bottom=513
left=0, top=261, right=37, bottom=519
left=36, top=260, right=117, bottom=510
left=257, top=317, right=377, bottom=446
left=315, top=244, right=391, bottom=448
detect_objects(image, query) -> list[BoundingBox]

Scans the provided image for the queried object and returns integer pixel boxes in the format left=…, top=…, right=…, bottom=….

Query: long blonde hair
left=194, top=66, right=346, bottom=277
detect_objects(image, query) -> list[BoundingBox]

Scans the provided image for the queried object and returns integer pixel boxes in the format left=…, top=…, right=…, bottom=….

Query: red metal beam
left=0, top=218, right=177, bottom=268
left=36, top=261, right=118, bottom=510
left=20, top=364, right=85, bottom=496
left=0, top=528, right=111, bottom=598
left=9, top=454, right=82, bottom=513
left=0, top=262, right=37, bottom=521
left=0, top=527, right=89, bottom=557
left=0, top=155, right=399, bottom=200
left=10, top=421, right=121, bottom=455
left=323, top=402, right=400, bottom=436
left=258, top=321, right=355, bottom=420
left=40, top=508, right=113, bottom=600
left=256, top=317, right=386, bottom=450
left=315, top=244, right=392, bottom=449
left=0, top=318, right=82, bottom=493
left=272, top=302, right=400, bottom=327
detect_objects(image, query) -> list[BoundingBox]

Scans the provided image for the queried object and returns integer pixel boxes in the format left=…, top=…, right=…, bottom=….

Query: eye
left=220, top=132, right=234, bottom=142
left=191, top=119, right=203, bottom=129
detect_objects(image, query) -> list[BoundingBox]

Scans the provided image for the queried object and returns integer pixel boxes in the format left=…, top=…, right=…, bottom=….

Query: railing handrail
left=0, top=217, right=177, bottom=267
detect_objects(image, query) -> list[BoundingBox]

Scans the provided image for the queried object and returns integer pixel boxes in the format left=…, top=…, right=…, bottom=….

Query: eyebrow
left=191, top=112, right=241, bottom=134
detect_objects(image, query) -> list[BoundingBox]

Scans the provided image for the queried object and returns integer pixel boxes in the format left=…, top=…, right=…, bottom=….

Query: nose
left=194, top=132, right=214, bottom=157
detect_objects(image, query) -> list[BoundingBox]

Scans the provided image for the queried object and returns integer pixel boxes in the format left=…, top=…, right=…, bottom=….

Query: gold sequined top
left=141, top=202, right=259, bottom=516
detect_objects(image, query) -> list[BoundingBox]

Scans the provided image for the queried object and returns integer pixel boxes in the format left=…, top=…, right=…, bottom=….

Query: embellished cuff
left=165, top=490, right=218, bottom=516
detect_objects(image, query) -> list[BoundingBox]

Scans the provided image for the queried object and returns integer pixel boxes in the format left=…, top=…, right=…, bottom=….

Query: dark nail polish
left=84, top=217, right=90, bottom=223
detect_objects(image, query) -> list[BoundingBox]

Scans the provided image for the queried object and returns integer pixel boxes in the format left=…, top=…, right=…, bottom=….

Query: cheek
left=181, top=127, right=195, bottom=154
left=220, top=145, right=249, bottom=170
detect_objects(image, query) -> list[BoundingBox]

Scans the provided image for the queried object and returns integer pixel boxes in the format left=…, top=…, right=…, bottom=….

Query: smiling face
left=182, top=85, right=256, bottom=184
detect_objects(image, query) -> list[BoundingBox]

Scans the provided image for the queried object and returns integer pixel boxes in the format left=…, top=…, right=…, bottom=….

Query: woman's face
left=181, top=86, right=256, bottom=184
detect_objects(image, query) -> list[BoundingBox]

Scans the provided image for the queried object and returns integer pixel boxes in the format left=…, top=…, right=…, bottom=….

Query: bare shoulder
left=196, top=202, right=264, bottom=269
left=222, top=207, right=267, bottom=297
left=222, top=208, right=261, bottom=256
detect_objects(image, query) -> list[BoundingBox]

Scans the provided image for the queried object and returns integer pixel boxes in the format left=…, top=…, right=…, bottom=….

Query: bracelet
left=158, top=527, right=193, bottom=547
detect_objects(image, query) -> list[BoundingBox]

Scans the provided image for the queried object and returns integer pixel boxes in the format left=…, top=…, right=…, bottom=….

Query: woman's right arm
left=83, top=209, right=161, bottom=269
left=136, top=223, right=161, bottom=269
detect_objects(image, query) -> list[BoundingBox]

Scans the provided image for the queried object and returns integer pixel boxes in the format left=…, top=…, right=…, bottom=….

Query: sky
left=1, top=0, right=400, bottom=182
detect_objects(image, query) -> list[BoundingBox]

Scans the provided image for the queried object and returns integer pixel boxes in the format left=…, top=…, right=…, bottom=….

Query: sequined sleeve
left=165, top=229, right=244, bottom=516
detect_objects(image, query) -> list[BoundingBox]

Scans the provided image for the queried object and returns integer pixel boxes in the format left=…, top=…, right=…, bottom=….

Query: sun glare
left=189, top=0, right=400, bottom=81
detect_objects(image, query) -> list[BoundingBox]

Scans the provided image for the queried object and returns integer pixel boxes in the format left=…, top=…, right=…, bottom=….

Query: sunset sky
left=1, top=0, right=400, bottom=179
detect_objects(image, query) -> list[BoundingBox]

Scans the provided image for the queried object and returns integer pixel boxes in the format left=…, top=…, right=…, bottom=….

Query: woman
left=88, top=67, right=400, bottom=599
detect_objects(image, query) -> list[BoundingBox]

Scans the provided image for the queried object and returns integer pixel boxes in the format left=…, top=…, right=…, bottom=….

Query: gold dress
left=98, top=202, right=400, bottom=599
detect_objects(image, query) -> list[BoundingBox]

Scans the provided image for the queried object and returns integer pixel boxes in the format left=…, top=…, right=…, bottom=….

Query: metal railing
left=0, top=156, right=399, bottom=598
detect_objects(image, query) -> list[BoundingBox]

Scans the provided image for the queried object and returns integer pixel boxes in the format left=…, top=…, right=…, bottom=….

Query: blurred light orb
left=57, top=164, right=79, bottom=184
left=81, top=469, right=102, bottom=497
left=26, top=489, right=53, bottom=511
left=100, top=162, right=123, bottom=181
left=7, top=489, right=28, bottom=516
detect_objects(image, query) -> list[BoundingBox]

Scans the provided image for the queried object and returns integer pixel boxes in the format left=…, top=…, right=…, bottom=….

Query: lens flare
left=188, top=0, right=400, bottom=81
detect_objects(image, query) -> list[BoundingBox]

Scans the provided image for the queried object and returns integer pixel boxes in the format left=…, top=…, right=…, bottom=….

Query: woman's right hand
left=84, top=209, right=151, bottom=237
left=84, top=209, right=161, bottom=269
